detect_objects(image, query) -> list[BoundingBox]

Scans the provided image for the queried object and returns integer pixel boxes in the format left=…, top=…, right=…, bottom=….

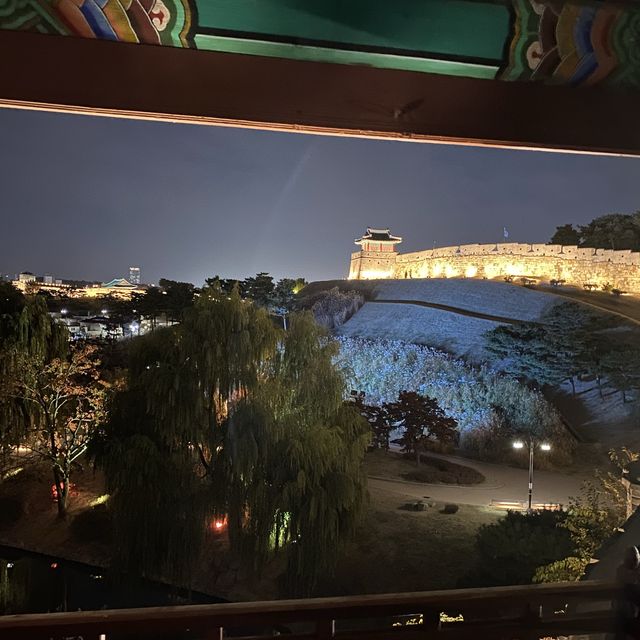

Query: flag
left=503, top=226, right=509, bottom=240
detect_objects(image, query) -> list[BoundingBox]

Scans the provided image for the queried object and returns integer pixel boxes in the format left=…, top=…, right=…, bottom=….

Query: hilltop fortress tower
left=348, top=228, right=640, bottom=294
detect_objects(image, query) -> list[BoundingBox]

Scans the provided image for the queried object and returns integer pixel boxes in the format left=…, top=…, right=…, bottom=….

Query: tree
left=485, top=323, right=563, bottom=388
left=602, top=346, right=640, bottom=402
left=353, top=393, right=392, bottom=451
left=535, top=449, right=632, bottom=582
left=158, top=278, right=197, bottom=321
left=227, top=313, right=370, bottom=594
left=485, top=302, right=623, bottom=397
left=384, top=391, right=457, bottom=464
left=271, top=278, right=297, bottom=330
left=205, top=276, right=241, bottom=296
left=0, top=293, right=68, bottom=477
left=1, top=344, right=108, bottom=517
left=549, top=224, right=580, bottom=246
left=98, top=288, right=369, bottom=593
left=579, top=212, right=640, bottom=252
left=243, top=272, right=275, bottom=308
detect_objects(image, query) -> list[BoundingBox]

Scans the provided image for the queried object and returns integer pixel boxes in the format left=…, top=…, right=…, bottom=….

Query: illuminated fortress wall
left=349, top=243, right=640, bottom=293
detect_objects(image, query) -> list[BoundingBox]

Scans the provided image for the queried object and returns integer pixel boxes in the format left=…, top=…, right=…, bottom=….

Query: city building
left=82, top=278, right=140, bottom=299
left=129, top=266, right=141, bottom=285
left=18, top=271, right=35, bottom=283
left=11, top=272, right=144, bottom=299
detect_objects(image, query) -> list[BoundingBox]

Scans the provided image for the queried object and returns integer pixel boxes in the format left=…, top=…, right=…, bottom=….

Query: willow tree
left=0, top=288, right=68, bottom=476
left=227, top=312, right=370, bottom=594
left=99, top=287, right=279, bottom=579
left=100, top=287, right=369, bottom=593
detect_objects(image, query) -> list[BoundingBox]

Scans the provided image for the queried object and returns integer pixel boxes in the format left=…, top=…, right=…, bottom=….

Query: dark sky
left=2, top=107, right=640, bottom=285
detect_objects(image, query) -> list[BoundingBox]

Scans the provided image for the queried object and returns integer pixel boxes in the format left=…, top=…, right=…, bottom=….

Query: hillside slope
left=333, top=278, right=561, bottom=360
left=373, top=279, right=558, bottom=321
left=336, top=302, right=500, bottom=360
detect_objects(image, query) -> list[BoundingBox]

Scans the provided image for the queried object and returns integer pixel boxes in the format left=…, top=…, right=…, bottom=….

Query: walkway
left=369, top=299, right=523, bottom=325
left=368, top=452, right=588, bottom=508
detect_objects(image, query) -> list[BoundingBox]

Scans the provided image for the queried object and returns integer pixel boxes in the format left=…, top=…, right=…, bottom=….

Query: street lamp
left=513, top=439, right=551, bottom=511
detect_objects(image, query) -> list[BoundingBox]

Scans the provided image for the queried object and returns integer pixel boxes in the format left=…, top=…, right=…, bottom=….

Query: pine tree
left=384, top=391, right=457, bottom=464
left=549, top=224, right=580, bottom=246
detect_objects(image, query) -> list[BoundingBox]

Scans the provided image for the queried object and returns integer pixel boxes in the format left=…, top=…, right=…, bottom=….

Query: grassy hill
left=306, top=278, right=560, bottom=360
left=336, top=302, right=500, bottom=360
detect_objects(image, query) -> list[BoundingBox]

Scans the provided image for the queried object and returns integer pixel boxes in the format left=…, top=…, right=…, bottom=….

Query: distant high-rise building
left=129, top=266, right=141, bottom=285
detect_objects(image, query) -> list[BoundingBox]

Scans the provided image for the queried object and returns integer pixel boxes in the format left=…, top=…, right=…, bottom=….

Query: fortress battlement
left=348, top=231, right=640, bottom=293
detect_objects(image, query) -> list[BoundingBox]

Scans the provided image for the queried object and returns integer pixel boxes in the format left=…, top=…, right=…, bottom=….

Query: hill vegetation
left=550, top=212, right=640, bottom=251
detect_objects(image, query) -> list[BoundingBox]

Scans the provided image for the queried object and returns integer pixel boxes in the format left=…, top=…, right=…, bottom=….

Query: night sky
left=2, top=107, right=640, bottom=285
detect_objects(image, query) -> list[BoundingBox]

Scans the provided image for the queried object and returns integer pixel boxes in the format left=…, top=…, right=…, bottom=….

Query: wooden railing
left=0, top=580, right=624, bottom=640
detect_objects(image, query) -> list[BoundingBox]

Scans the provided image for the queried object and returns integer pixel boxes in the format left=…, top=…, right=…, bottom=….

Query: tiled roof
left=355, top=228, right=402, bottom=244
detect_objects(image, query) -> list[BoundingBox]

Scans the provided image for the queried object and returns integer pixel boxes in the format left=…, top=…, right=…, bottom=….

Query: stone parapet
left=350, top=242, right=640, bottom=293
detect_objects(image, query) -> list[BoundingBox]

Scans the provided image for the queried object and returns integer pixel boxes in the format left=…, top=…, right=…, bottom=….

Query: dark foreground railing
left=0, top=580, right=623, bottom=640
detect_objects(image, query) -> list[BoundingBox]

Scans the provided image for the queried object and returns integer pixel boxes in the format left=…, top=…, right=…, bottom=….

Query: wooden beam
left=1, top=29, right=640, bottom=155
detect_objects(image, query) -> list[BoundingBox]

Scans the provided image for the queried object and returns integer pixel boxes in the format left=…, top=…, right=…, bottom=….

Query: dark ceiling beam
left=1, top=29, right=639, bottom=156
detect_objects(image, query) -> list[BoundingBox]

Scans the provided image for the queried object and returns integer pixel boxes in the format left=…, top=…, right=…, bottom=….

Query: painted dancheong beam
left=1, top=1, right=639, bottom=89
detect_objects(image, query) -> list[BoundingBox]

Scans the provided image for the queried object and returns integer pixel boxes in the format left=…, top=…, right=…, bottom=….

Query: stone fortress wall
left=349, top=243, right=640, bottom=293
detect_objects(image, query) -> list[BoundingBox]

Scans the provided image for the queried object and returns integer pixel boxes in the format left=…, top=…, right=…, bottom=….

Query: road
left=368, top=453, right=589, bottom=508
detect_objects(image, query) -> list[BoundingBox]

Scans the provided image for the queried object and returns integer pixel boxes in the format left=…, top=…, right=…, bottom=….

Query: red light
left=210, top=516, right=227, bottom=532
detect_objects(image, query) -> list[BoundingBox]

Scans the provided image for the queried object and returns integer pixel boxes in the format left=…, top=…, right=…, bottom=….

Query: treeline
left=550, top=211, right=640, bottom=251
left=486, top=302, right=640, bottom=402
left=45, top=276, right=368, bottom=336
left=46, top=273, right=307, bottom=328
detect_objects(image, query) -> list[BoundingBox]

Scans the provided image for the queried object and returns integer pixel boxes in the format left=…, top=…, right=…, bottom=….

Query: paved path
left=368, top=452, right=588, bottom=508
left=369, top=299, right=523, bottom=325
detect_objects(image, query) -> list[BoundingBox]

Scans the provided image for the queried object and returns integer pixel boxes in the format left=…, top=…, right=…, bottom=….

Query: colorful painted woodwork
left=1, top=1, right=638, bottom=88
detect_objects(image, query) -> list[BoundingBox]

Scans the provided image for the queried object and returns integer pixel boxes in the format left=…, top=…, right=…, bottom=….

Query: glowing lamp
left=211, top=516, right=228, bottom=532
left=512, top=441, right=525, bottom=450
left=540, top=443, right=551, bottom=451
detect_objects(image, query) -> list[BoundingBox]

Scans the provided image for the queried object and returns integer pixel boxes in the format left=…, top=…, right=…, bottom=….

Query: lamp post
left=513, top=439, right=551, bottom=511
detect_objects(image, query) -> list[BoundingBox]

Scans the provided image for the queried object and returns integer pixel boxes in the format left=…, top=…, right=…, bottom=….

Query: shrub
left=0, top=496, right=23, bottom=529
left=400, top=456, right=485, bottom=485
left=442, top=504, right=459, bottom=514
left=70, top=504, right=112, bottom=545
left=308, top=288, right=365, bottom=330
left=462, top=510, right=573, bottom=587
